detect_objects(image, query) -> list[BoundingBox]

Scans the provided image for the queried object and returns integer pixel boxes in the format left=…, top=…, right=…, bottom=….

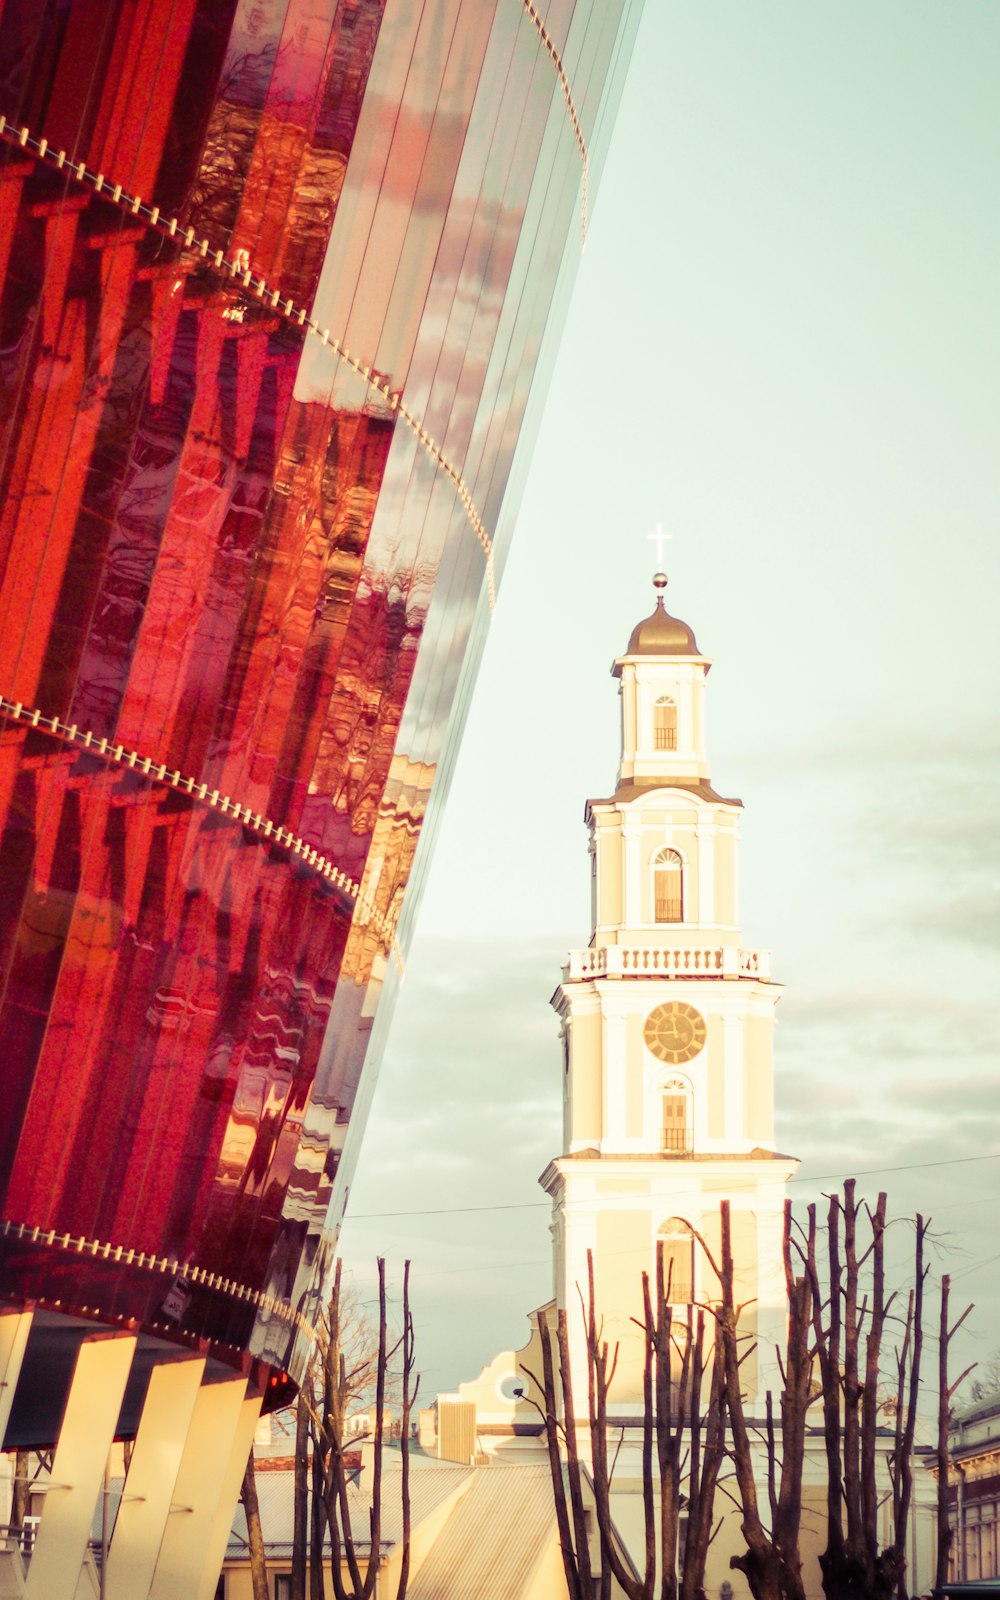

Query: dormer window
left=653, top=696, right=677, bottom=751
left=653, top=848, right=683, bottom=923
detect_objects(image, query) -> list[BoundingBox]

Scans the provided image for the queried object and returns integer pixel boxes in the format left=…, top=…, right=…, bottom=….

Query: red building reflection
left=0, top=0, right=641, bottom=1419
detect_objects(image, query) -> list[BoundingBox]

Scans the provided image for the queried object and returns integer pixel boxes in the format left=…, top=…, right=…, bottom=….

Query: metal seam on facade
left=0, top=695, right=400, bottom=948
left=0, top=114, right=498, bottom=612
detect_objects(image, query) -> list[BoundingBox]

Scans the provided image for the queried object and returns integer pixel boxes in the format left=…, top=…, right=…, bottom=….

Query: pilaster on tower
left=543, top=574, right=798, bottom=1416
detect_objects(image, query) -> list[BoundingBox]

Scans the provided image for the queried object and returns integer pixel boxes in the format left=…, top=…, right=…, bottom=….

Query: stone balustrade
left=563, top=944, right=771, bottom=981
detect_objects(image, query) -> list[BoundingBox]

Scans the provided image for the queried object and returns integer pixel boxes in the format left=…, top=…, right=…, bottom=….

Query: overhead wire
left=346, top=1149, right=1000, bottom=1222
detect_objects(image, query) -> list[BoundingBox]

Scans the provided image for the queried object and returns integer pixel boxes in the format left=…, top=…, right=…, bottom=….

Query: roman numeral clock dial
left=643, top=1001, right=707, bottom=1065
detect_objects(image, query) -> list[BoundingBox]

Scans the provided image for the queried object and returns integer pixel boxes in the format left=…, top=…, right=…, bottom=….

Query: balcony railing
left=662, top=1128, right=692, bottom=1154
left=654, top=727, right=677, bottom=750
left=659, top=1132, right=691, bottom=1158
left=565, top=945, right=771, bottom=981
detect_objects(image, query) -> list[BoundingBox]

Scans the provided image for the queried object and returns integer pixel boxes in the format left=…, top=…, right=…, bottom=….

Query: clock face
left=643, top=1001, right=706, bottom=1065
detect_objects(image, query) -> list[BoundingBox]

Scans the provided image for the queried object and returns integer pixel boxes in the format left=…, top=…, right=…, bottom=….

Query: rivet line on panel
left=0, top=695, right=400, bottom=949
left=519, top=0, right=589, bottom=244
left=0, top=1217, right=317, bottom=1343
left=0, top=115, right=497, bottom=615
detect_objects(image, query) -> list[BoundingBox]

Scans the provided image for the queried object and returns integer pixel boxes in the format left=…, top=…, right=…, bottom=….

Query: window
left=653, top=848, right=683, bottom=923
left=657, top=1219, right=694, bottom=1304
left=274, top=1577, right=291, bottom=1600
left=654, top=696, right=677, bottom=750
left=662, top=1092, right=690, bottom=1153
left=959, top=1502, right=1000, bottom=1582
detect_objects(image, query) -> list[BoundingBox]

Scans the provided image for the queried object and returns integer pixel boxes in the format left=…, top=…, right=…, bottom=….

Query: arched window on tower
left=657, top=1219, right=695, bottom=1305
left=654, top=696, right=677, bottom=751
left=653, top=848, right=683, bottom=923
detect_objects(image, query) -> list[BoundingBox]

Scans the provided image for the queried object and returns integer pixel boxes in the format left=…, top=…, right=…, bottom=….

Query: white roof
left=227, top=1455, right=473, bottom=1560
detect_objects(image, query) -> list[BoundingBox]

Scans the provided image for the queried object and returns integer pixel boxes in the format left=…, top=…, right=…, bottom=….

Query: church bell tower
left=541, top=574, right=798, bottom=1408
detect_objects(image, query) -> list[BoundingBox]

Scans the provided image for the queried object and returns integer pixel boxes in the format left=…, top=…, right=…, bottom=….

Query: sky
left=339, top=1, right=1000, bottom=1401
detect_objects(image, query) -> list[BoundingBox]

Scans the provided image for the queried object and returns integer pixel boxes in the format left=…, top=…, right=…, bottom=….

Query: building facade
left=947, top=1394, right=1000, bottom=1583
left=0, top=3, right=641, bottom=1594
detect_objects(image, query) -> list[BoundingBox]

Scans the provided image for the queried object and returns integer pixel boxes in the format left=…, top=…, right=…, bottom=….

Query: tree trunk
left=892, top=1217, right=926, bottom=1600
left=718, top=1200, right=806, bottom=1600
left=530, top=1244, right=727, bottom=1600
left=717, top=1205, right=785, bottom=1600
left=242, top=1449, right=270, bottom=1600
left=536, top=1313, right=586, bottom=1600
left=935, top=1276, right=953, bottom=1593
left=310, top=1256, right=417, bottom=1600
left=10, top=1450, right=30, bottom=1531
left=393, top=1259, right=417, bottom=1600
left=291, top=1388, right=310, bottom=1600
left=310, top=1438, right=326, bottom=1600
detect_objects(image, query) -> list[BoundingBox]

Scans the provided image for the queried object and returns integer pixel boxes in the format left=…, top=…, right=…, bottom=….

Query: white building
left=542, top=571, right=796, bottom=1412
left=439, top=577, right=938, bottom=1598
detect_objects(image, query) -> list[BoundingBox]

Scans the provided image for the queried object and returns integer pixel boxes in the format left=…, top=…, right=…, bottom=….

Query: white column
left=670, top=666, right=686, bottom=757
left=723, top=1013, right=745, bottom=1148
left=621, top=665, right=636, bottom=767
left=148, top=1376, right=255, bottom=1600
left=0, top=1308, right=32, bottom=1443
left=104, top=1357, right=207, bottom=1600
left=696, top=822, right=715, bottom=926
left=691, top=671, right=705, bottom=760
left=602, top=1009, right=627, bottom=1148
left=562, top=1197, right=597, bottom=1408
left=622, top=813, right=640, bottom=927
left=24, top=1334, right=137, bottom=1600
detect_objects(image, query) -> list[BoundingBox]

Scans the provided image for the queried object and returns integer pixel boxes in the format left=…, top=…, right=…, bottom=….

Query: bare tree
left=721, top=1183, right=967, bottom=1600
left=241, top=1452, right=270, bottom=1600
left=795, top=1185, right=929, bottom=1600
left=712, top=1198, right=810, bottom=1600
left=243, top=1257, right=416, bottom=1600
left=528, top=1186, right=968, bottom=1600
left=934, top=1273, right=974, bottom=1595
left=311, top=1256, right=417, bottom=1600
left=529, top=1246, right=728, bottom=1600
left=967, top=1346, right=1000, bottom=1403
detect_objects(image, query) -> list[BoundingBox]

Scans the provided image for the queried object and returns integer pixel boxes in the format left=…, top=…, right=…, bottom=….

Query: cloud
left=345, top=937, right=564, bottom=1238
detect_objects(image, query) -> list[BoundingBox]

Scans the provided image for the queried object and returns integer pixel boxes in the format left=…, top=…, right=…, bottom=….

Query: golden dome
left=618, top=573, right=701, bottom=662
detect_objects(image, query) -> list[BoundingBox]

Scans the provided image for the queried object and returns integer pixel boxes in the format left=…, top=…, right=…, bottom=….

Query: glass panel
left=0, top=0, right=644, bottom=1411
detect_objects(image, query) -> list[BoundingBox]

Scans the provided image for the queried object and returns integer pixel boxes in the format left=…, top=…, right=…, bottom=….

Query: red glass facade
left=0, top=0, right=640, bottom=1415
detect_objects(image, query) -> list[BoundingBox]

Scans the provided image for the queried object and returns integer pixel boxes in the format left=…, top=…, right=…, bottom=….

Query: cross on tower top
left=648, top=523, right=672, bottom=573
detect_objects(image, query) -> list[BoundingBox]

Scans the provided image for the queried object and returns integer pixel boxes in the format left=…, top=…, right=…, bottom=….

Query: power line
left=348, top=1200, right=547, bottom=1221
left=346, top=1151, right=999, bottom=1222
left=788, top=1151, right=1000, bottom=1184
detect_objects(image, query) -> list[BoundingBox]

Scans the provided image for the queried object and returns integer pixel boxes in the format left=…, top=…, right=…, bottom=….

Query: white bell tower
left=541, top=574, right=797, bottom=1410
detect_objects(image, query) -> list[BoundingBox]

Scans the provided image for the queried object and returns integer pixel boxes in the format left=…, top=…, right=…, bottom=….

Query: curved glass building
left=0, top=6, right=640, bottom=1573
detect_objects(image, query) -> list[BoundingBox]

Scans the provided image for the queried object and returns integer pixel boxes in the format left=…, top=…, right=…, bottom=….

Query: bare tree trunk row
left=531, top=1244, right=727, bottom=1600
left=531, top=1188, right=970, bottom=1600
left=243, top=1256, right=416, bottom=1600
